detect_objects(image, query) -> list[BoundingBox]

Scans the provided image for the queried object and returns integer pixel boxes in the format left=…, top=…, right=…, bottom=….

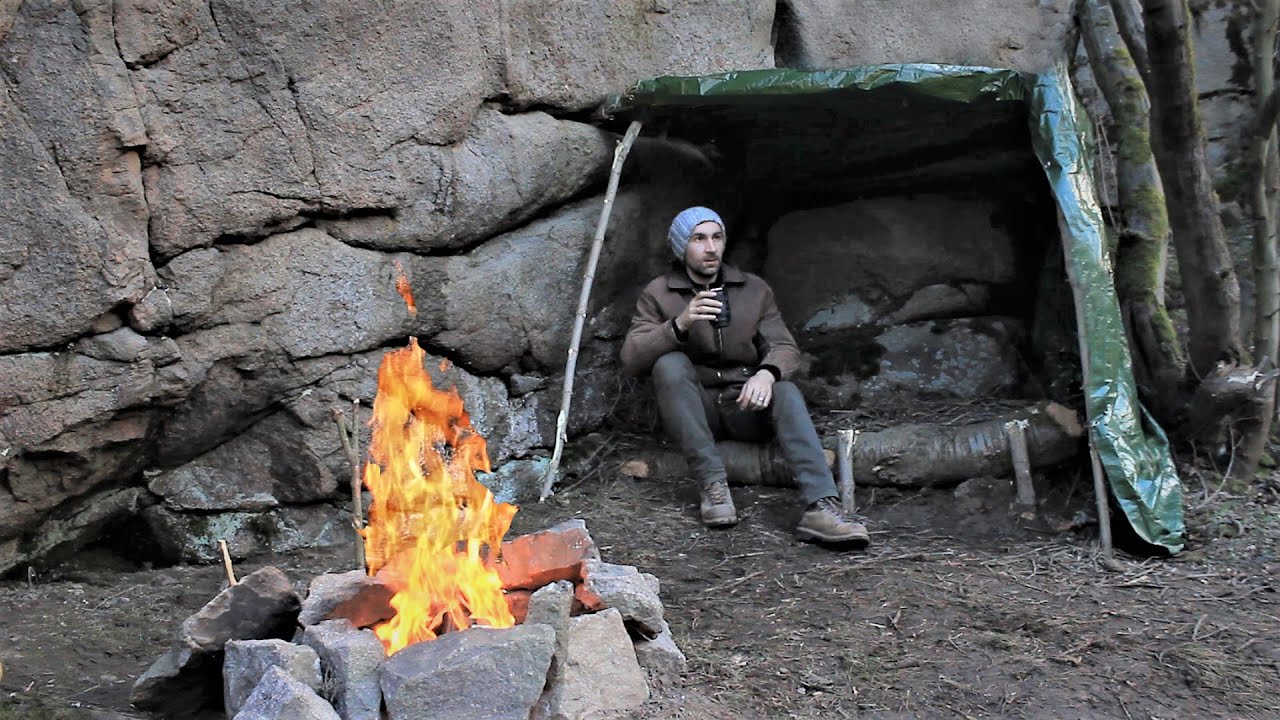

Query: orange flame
left=394, top=260, right=416, bottom=315
left=360, top=337, right=517, bottom=655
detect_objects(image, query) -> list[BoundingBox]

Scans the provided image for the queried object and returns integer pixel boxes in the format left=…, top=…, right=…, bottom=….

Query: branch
left=1255, top=87, right=1280, bottom=140
left=538, top=120, right=643, bottom=501
left=1109, top=0, right=1152, bottom=81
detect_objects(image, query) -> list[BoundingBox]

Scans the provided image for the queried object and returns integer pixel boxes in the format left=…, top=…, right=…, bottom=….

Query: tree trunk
left=1080, top=0, right=1184, bottom=424
left=1235, top=0, right=1280, bottom=479
left=1140, top=0, right=1247, bottom=375
left=1109, top=0, right=1151, bottom=83
left=619, top=402, right=1085, bottom=489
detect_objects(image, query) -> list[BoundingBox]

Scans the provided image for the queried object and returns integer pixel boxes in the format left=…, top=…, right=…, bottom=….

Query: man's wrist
left=756, top=365, right=780, bottom=382
left=671, top=317, right=689, bottom=341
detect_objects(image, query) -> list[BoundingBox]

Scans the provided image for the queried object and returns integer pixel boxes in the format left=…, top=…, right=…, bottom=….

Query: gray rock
left=143, top=505, right=356, bottom=564
left=90, top=311, right=125, bottom=334
left=884, top=283, right=992, bottom=326
left=129, top=288, right=175, bottom=333
left=299, top=571, right=395, bottom=629
left=633, top=630, right=688, bottom=682
left=0, top=1, right=151, bottom=354
left=525, top=580, right=574, bottom=692
left=860, top=318, right=1026, bottom=400
left=541, top=608, right=650, bottom=720
left=496, top=519, right=600, bottom=591
left=777, top=0, right=1074, bottom=73
left=502, top=0, right=774, bottom=111
left=319, top=109, right=613, bottom=253
left=74, top=327, right=151, bottom=363
left=233, top=666, right=341, bottom=720
left=508, top=374, right=545, bottom=397
left=477, top=458, right=551, bottom=506
left=435, top=188, right=679, bottom=373
left=178, top=567, right=301, bottom=652
left=223, top=639, right=322, bottom=717
left=131, top=567, right=300, bottom=714
left=301, top=620, right=385, bottom=720
left=380, top=625, right=555, bottom=720
left=767, top=197, right=1017, bottom=332
left=575, top=560, right=667, bottom=639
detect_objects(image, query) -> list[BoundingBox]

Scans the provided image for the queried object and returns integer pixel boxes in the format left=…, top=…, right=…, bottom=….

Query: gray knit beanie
left=668, top=206, right=726, bottom=259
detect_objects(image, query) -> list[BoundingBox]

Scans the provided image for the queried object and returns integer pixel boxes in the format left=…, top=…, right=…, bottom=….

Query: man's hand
left=674, top=290, right=723, bottom=333
left=737, top=369, right=775, bottom=411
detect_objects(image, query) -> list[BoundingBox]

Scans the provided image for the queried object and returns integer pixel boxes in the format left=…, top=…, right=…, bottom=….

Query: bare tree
left=1080, top=0, right=1184, bottom=423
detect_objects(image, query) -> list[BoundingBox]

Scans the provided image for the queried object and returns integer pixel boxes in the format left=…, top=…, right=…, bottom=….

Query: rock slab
left=301, top=620, right=386, bottom=720
left=233, top=666, right=341, bottom=720
left=497, top=518, right=600, bottom=591
left=542, top=608, right=650, bottom=720
left=380, top=625, right=555, bottom=720
left=299, top=570, right=396, bottom=629
left=575, top=560, right=667, bottom=639
left=223, top=639, right=322, bottom=718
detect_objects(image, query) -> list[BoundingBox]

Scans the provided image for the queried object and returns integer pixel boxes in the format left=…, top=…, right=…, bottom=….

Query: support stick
left=1056, top=212, right=1115, bottom=564
left=334, top=409, right=366, bottom=571
left=540, top=120, right=643, bottom=501
left=836, top=428, right=857, bottom=515
left=218, top=539, right=238, bottom=586
left=1005, top=419, right=1036, bottom=512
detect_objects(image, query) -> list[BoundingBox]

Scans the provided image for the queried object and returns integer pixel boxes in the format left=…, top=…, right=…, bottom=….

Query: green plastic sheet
left=605, top=63, right=1185, bottom=553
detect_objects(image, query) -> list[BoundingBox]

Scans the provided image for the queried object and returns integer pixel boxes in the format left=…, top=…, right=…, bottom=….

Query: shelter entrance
left=602, top=66, right=1184, bottom=553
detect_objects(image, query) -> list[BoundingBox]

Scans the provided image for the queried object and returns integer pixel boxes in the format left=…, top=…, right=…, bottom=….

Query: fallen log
left=618, top=402, right=1084, bottom=489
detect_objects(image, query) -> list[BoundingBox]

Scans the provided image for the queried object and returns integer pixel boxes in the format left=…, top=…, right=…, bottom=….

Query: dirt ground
left=1, top=427, right=1278, bottom=720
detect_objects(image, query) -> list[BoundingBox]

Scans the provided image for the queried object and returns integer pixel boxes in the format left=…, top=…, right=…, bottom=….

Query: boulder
left=301, top=620, right=386, bottom=720
left=525, top=580, right=574, bottom=695
left=299, top=571, right=396, bottom=629
left=223, top=639, right=322, bottom=717
left=501, top=0, right=774, bottom=111
left=131, top=567, right=301, bottom=715
left=143, top=505, right=356, bottom=564
left=0, top=1, right=151, bottom=353
left=633, top=630, right=688, bottom=682
left=777, top=0, right=1074, bottom=73
left=379, top=625, right=555, bottom=720
left=859, top=317, right=1027, bottom=400
left=496, top=519, right=600, bottom=591
left=540, top=608, right=650, bottom=720
left=233, top=666, right=341, bottom=720
left=766, top=197, right=1018, bottom=333
left=319, top=109, right=614, bottom=253
left=575, top=560, right=667, bottom=639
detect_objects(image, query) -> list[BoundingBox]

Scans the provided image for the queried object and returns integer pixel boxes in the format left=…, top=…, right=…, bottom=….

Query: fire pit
left=130, top=337, right=685, bottom=719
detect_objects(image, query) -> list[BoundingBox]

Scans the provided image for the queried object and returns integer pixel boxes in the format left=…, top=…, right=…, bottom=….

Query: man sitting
left=620, top=206, right=870, bottom=547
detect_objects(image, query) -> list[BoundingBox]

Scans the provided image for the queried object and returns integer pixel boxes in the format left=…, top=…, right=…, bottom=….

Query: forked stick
left=540, top=120, right=643, bottom=501
left=334, top=408, right=366, bottom=571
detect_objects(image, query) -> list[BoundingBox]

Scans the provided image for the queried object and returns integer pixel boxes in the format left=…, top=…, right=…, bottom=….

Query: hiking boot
left=796, top=496, right=870, bottom=547
left=698, top=477, right=738, bottom=527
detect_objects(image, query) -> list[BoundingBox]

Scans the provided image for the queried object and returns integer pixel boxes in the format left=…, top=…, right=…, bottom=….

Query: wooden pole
left=1005, top=418, right=1036, bottom=513
left=539, top=120, right=643, bottom=501
left=836, top=428, right=857, bottom=515
left=335, top=409, right=366, bottom=571
left=1056, top=212, right=1116, bottom=564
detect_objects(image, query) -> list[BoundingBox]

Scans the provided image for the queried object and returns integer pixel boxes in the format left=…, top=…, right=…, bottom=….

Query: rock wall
left=1, top=0, right=1081, bottom=572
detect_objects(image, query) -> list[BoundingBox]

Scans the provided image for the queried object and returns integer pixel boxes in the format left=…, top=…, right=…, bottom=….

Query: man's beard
left=686, top=257, right=720, bottom=284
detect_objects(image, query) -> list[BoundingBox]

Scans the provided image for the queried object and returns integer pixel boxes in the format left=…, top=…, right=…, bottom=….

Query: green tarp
left=604, top=64, right=1185, bottom=553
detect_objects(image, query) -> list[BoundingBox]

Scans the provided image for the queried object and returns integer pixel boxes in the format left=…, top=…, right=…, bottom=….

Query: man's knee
left=772, top=381, right=809, bottom=411
left=652, top=352, right=695, bottom=387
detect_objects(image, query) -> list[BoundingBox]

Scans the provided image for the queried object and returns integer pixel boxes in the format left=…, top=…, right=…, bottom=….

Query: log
left=620, top=402, right=1084, bottom=489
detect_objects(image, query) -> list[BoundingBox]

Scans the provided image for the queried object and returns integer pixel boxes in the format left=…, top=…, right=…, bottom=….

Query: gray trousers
left=651, top=352, right=838, bottom=505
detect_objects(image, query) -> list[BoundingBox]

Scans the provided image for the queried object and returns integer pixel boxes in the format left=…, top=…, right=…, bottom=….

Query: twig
left=334, top=408, right=366, bottom=571
left=540, top=120, right=643, bottom=501
left=218, top=540, right=238, bottom=586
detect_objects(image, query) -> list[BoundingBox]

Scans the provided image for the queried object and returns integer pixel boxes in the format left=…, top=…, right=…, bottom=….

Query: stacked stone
left=131, top=519, right=685, bottom=719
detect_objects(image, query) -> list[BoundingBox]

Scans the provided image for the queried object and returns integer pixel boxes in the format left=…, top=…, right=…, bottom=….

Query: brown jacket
left=620, top=263, right=802, bottom=385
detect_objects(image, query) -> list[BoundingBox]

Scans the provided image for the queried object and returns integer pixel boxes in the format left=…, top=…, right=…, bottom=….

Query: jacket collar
left=664, top=263, right=746, bottom=291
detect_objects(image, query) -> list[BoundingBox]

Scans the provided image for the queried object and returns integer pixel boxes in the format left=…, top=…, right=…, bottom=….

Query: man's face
left=683, top=221, right=725, bottom=281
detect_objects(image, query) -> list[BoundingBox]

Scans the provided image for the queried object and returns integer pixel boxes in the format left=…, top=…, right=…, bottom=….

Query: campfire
left=360, top=337, right=517, bottom=653
left=130, top=331, right=684, bottom=719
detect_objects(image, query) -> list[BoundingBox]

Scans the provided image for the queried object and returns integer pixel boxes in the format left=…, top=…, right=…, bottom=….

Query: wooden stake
left=836, top=428, right=857, bottom=515
left=540, top=120, right=643, bottom=501
left=1056, top=211, right=1115, bottom=564
left=218, top=539, right=238, bottom=586
left=1005, top=418, right=1037, bottom=514
left=334, top=408, right=366, bottom=571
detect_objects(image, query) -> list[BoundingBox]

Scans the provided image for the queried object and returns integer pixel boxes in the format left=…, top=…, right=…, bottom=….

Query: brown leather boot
left=796, top=496, right=870, bottom=547
left=698, top=477, right=738, bottom=527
